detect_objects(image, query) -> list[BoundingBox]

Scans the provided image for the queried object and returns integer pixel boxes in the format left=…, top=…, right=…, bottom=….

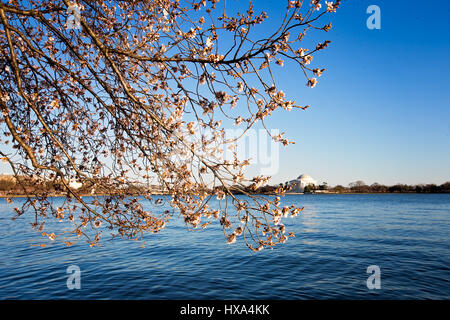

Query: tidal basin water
left=0, top=194, right=449, bottom=299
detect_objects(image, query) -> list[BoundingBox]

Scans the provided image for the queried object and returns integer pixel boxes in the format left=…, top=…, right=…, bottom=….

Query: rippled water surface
left=0, top=194, right=449, bottom=299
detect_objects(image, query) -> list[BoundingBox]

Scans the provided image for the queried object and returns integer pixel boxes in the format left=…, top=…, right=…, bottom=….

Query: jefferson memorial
left=288, top=174, right=318, bottom=193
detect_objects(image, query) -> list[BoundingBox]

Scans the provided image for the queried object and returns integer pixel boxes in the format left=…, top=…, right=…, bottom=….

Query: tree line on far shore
left=304, top=180, right=450, bottom=193
left=1, top=175, right=449, bottom=196
left=0, top=175, right=158, bottom=196
left=223, top=180, right=450, bottom=194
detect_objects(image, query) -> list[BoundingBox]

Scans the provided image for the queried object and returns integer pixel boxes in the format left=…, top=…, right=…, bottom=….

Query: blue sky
left=255, top=0, right=450, bottom=186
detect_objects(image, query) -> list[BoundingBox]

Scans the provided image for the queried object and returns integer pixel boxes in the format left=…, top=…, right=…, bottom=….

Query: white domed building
left=288, top=174, right=318, bottom=193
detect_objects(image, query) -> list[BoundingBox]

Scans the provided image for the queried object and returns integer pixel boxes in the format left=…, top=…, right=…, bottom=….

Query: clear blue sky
left=255, top=0, right=450, bottom=186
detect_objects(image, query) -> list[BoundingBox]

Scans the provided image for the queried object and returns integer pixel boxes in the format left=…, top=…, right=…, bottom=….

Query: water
left=0, top=194, right=449, bottom=299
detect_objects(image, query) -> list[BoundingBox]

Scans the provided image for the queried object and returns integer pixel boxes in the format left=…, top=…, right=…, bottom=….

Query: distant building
left=288, top=174, right=318, bottom=193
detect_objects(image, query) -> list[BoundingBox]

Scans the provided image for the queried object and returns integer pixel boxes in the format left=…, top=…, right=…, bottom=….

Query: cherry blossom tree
left=0, top=0, right=340, bottom=250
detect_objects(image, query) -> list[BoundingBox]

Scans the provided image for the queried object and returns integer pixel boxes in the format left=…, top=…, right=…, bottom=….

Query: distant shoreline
left=1, top=175, right=448, bottom=197
left=1, top=192, right=449, bottom=198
